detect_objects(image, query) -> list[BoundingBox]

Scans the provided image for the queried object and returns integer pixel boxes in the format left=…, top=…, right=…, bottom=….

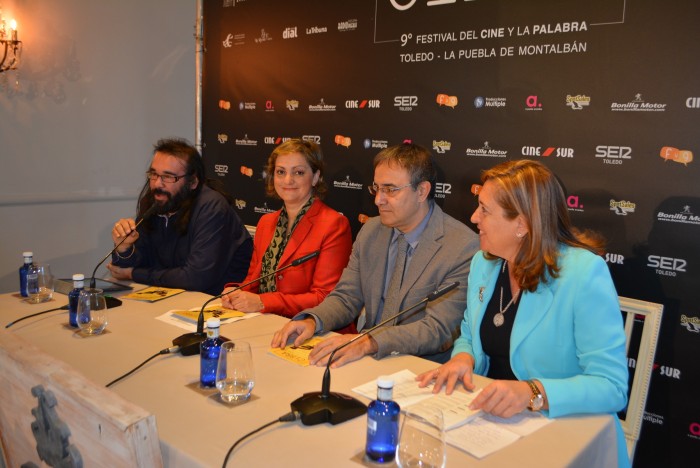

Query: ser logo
left=214, top=164, right=229, bottom=177
left=434, top=182, right=452, bottom=199
left=595, top=145, right=631, bottom=165
left=647, top=255, right=687, bottom=277
left=394, top=95, right=418, bottom=111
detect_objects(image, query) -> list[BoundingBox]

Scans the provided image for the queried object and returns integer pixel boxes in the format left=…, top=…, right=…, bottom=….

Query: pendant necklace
left=494, top=261, right=520, bottom=327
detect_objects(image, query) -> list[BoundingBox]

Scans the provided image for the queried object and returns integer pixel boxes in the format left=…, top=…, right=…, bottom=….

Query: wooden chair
left=0, top=329, right=162, bottom=467
left=618, top=296, right=663, bottom=463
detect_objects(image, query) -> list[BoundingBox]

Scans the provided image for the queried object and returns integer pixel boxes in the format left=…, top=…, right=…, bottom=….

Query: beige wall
left=0, top=0, right=196, bottom=292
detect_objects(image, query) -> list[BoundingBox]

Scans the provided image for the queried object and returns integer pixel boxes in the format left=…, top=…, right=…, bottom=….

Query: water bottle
left=366, top=376, right=401, bottom=463
left=19, top=251, right=34, bottom=297
left=68, top=274, right=85, bottom=328
left=200, top=318, right=223, bottom=388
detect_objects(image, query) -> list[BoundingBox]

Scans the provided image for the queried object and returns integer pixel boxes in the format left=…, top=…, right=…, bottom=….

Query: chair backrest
left=0, top=329, right=162, bottom=467
left=618, top=296, right=663, bottom=462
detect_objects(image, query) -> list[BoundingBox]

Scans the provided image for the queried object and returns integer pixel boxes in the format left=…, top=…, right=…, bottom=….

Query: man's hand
left=308, top=334, right=377, bottom=368
left=112, top=218, right=139, bottom=253
left=271, top=318, right=316, bottom=349
left=106, top=262, right=134, bottom=281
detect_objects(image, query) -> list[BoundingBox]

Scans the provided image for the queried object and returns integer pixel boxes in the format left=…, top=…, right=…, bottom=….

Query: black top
left=480, top=261, right=520, bottom=380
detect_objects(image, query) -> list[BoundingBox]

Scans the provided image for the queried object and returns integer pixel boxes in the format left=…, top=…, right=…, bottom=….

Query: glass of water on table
left=216, top=341, right=255, bottom=403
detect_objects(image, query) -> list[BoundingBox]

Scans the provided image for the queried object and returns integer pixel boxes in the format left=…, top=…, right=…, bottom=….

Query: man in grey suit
left=271, top=143, right=479, bottom=367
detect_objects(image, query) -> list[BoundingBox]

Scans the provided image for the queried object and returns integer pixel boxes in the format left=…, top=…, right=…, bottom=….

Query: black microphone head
left=140, top=203, right=158, bottom=221
left=291, top=250, right=320, bottom=266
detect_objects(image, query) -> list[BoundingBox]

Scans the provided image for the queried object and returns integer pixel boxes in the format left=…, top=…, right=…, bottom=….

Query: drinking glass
left=26, top=263, right=54, bottom=304
left=396, top=406, right=447, bottom=468
left=76, top=288, right=108, bottom=335
left=216, top=341, right=255, bottom=403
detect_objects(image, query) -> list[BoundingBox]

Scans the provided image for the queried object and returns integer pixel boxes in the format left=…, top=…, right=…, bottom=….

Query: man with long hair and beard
left=107, top=138, right=253, bottom=295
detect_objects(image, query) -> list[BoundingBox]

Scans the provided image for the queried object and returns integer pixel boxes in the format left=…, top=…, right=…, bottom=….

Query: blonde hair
left=482, top=160, right=605, bottom=292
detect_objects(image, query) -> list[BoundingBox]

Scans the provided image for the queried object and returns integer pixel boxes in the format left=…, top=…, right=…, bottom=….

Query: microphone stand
left=290, top=281, right=460, bottom=426
left=89, top=204, right=158, bottom=289
left=172, top=251, right=320, bottom=356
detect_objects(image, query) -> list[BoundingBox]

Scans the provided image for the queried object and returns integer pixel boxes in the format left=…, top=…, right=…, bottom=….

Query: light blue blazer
left=453, top=246, right=630, bottom=467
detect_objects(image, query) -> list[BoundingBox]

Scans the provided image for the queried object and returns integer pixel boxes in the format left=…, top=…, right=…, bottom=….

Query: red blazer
left=231, top=199, right=354, bottom=331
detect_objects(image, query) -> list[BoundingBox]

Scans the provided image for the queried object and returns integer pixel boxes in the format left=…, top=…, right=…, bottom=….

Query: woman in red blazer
left=221, top=139, right=355, bottom=333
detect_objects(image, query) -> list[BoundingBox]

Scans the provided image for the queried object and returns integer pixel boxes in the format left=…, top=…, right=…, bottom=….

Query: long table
left=0, top=288, right=618, bottom=467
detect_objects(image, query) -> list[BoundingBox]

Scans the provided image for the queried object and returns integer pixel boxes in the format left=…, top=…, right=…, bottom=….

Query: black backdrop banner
left=202, top=1, right=700, bottom=465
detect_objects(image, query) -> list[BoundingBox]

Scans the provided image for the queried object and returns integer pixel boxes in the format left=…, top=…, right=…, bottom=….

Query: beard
left=151, top=184, right=193, bottom=215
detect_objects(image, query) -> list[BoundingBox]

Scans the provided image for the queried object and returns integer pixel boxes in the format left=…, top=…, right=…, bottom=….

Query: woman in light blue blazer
left=419, top=160, right=630, bottom=467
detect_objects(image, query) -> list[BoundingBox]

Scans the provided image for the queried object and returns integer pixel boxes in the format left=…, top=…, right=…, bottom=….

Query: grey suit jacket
left=302, top=203, right=479, bottom=360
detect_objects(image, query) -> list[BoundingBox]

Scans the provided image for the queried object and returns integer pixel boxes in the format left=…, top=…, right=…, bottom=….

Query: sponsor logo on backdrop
left=235, top=134, right=258, bottom=146
left=434, top=182, right=452, bottom=199
left=338, top=19, right=358, bottom=32
left=643, top=412, right=665, bottom=427
left=302, top=135, right=321, bottom=144
left=565, top=94, right=590, bottom=110
left=234, top=199, right=246, bottom=210
left=433, top=140, right=452, bottom=154
left=660, top=147, right=693, bottom=166
left=680, top=314, right=700, bottom=333
left=255, top=29, right=272, bottom=44
left=223, top=33, right=245, bottom=47
left=474, top=96, right=506, bottom=108
left=611, top=93, right=666, bottom=112
left=240, top=166, right=253, bottom=177
left=335, top=135, right=351, bottom=148
left=465, top=141, right=507, bottom=158
left=648, top=255, right=687, bottom=277
left=345, top=99, right=381, bottom=109
left=333, top=175, right=363, bottom=190
left=217, top=134, right=228, bottom=144
left=264, top=136, right=295, bottom=145
left=283, top=27, right=298, bottom=39
left=436, top=94, right=458, bottom=108
left=595, top=145, right=631, bottom=165
left=657, top=205, right=700, bottom=226
left=525, top=95, right=543, bottom=111
left=394, top=95, right=418, bottom=111
left=605, top=252, right=625, bottom=265
left=309, top=99, right=337, bottom=112
left=286, top=100, right=299, bottom=111
left=566, top=195, right=584, bottom=212
left=239, top=101, right=256, bottom=110
left=265, top=100, right=275, bottom=112
left=687, top=97, right=700, bottom=108
left=521, top=146, right=574, bottom=158
left=254, top=202, right=275, bottom=215
left=610, top=199, right=636, bottom=216
left=653, top=363, right=681, bottom=380
left=363, top=139, right=389, bottom=150
left=306, top=26, right=328, bottom=35
left=358, top=214, right=369, bottom=224
left=219, top=100, right=231, bottom=110
left=214, top=164, right=228, bottom=177
left=690, top=422, right=700, bottom=440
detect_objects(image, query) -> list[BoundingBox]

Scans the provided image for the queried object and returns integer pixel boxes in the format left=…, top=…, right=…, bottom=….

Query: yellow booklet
left=268, top=336, right=326, bottom=367
left=122, top=286, right=185, bottom=302
left=170, top=304, right=246, bottom=323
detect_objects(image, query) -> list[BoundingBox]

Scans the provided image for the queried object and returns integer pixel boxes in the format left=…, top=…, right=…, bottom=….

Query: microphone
left=89, top=204, right=158, bottom=288
left=289, top=281, right=460, bottom=426
left=172, top=250, right=321, bottom=356
left=5, top=296, right=123, bottom=329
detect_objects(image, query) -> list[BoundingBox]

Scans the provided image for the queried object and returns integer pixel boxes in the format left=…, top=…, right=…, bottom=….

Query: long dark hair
left=137, top=138, right=234, bottom=234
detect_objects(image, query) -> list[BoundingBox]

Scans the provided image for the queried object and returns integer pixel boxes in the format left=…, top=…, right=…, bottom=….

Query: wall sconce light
left=1, top=12, right=22, bottom=73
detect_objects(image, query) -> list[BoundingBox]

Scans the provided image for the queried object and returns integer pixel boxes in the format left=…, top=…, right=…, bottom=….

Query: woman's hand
left=221, top=289, right=264, bottom=313
left=470, top=380, right=535, bottom=418
left=416, top=352, right=476, bottom=394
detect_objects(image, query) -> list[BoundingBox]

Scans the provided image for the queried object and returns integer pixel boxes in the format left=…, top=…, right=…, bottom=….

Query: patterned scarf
left=259, top=197, right=315, bottom=293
